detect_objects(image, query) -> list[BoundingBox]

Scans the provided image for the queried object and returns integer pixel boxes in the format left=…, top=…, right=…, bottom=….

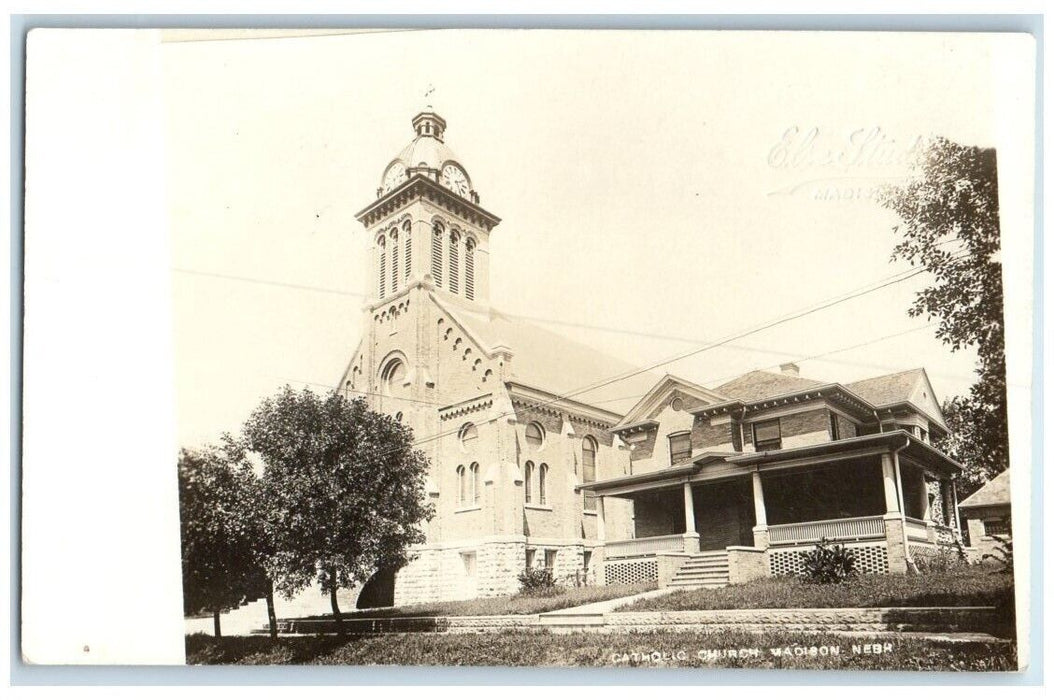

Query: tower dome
left=377, top=111, right=478, bottom=203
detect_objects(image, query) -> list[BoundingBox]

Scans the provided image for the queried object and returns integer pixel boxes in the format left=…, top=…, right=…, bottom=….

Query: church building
left=341, top=110, right=966, bottom=606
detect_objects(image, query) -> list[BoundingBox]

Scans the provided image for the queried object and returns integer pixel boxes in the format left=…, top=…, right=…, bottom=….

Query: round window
left=671, top=397, right=684, bottom=412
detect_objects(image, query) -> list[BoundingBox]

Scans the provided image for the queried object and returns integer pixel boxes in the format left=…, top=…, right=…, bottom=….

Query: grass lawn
left=185, top=630, right=1016, bottom=670
left=300, top=582, right=656, bottom=619
left=618, top=566, right=1013, bottom=614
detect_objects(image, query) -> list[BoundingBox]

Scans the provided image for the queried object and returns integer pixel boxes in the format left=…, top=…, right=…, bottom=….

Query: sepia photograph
left=19, top=25, right=1037, bottom=675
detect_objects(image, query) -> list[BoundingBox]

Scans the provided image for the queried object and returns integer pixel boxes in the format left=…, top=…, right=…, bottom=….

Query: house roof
left=712, top=370, right=826, bottom=402
left=612, top=373, right=729, bottom=431
left=444, top=299, right=661, bottom=415
left=845, top=368, right=926, bottom=407
left=959, top=470, right=1011, bottom=509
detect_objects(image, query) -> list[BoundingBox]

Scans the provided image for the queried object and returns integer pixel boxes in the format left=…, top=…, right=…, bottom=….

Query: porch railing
left=905, top=517, right=931, bottom=542
left=769, top=515, right=885, bottom=545
left=605, top=533, right=684, bottom=559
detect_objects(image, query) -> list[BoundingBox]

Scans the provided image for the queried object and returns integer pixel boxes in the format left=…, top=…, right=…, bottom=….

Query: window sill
left=454, top=505, right=481, bottom=514
left=583, top=510, right=597, bottom=516
left=524, top=503, right=553, bottom=512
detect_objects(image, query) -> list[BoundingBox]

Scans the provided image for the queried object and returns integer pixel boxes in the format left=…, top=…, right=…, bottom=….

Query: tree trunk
left=213, top=610, right=222, bottom=638
left=329, top=567, right=346, bottom=638
left=265, top=584, right=278, bottom=641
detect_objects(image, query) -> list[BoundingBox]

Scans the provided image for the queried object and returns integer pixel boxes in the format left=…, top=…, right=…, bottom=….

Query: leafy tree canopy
left=242, top=387, right=434, bottom=602
left=880, top=137, right=1007, bottom=494
left=178, top=442, right=269, bottom=620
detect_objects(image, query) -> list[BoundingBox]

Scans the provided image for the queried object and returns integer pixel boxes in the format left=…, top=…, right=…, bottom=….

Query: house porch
left=582, top=432, right=962, bottom=587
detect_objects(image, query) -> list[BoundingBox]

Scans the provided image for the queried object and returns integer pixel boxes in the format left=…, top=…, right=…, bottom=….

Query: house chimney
left=779, top=362, right=800, bottom=377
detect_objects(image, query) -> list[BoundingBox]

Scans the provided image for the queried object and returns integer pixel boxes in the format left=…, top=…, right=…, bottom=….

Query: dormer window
left=753, top=419, right=782, bottom=451
left=668, top=432, right=691, bottom=465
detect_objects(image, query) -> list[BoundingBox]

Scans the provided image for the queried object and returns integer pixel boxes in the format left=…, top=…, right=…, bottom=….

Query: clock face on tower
left=382, top=163, right=408, bottom=194
left=441, top=164, right=470, bottom=197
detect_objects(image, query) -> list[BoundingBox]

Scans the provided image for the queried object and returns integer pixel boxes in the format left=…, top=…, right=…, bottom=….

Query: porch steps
left=668, top=551, right=730, bottom=589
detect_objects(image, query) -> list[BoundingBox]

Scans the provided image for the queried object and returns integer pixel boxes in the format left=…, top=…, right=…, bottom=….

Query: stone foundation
left=394, top=538, right=596, bottom=605
left=726, top=546, right=767, bottom=584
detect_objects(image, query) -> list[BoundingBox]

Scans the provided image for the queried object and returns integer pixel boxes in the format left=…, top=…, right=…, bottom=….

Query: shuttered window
left=431, top=224, right=443, bottom=284
left=378, top=238, right=386, bottom=298
left=403, top=221, right=412, bottom=282
left=449, top=232, right=460, bottom=293
left=465, top=238, right=475, bottom=300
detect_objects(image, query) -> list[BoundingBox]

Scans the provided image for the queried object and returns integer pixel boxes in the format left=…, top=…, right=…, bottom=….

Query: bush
left=982, top=534, right=1013, bottom=573
left=517, top=566, right=560, bottom=595
left=915, top=543, right=968, bottom=573
left=799, top=538, right=857, bottom=584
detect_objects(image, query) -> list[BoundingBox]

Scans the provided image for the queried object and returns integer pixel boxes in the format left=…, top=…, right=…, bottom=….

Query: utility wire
left=337, top=257, right=965, bottom=460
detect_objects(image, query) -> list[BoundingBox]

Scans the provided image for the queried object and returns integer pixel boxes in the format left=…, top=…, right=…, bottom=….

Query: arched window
left=449, top=231, right=460, bottom=294
left=431, top=223, right=444, bottom=284
left=378, top=237, right=386, bottom=298
left=380, top=357, right=406, bottom=396
left=525, top=422, right=545, bottom=449
left=458, top=423, right=478, bottom=452
left=390, top=229, right=399, bottom=293
left=582, top=436, right=598, bottom=511
left=465, top=238, right=476, bottom=300
left=470, top=462, right=480, bottom=505
left=539, top=463, right=548, bottom=505
left=524, top=461, right=534, bottom=503
left=457, top=465, right=466, bottom=506
left=403, top=220, right=412, bottom=282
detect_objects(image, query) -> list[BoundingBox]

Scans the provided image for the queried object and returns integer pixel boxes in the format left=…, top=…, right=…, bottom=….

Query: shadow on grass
left=186, top=633, right=352, bottom=665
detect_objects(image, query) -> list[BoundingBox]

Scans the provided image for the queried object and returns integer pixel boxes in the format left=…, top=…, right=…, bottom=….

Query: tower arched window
left=457, top=465, right=466, bottom=506
left=378, top=237, right=386, bottom=298
left=582, top=436, right=598, bottom=511
left=524, top=461, right=534, bottom=504
left=380, top=357, right=406, bottom=396
left=470, top=462, right=480, bottom=505
left=431, top=223, right=444, bottom=284
left=465, top=238, right=476, bottom=300
left=390, top=229, right=399, bottom=293
left=539, top=463, right=548, bottom=505
left=449, top=231, right=460, bottom=294
left=403, top=220, right=412, bottom=282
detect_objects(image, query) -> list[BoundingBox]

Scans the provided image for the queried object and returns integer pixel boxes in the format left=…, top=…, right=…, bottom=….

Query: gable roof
left=845, top=368, right=926, bottom=407
left=440, top=297, right=661, bottom=415
left=612, top=374, right=729, bottom=431
left=713, top=370, right=826, bottom=402
left=846, top=367, right=946, bottom=430
left=959, top=470, right=1011, bottom=509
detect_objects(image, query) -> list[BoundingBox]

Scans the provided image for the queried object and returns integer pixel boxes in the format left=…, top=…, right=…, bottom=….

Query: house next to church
left=340, top=110, right=967, bottom=607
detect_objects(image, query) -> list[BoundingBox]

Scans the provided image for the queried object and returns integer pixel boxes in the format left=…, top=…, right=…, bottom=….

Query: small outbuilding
left=958, top=470, right=1011, bottom=561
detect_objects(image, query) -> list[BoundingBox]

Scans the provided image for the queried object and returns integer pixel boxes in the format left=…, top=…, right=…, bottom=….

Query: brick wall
left=693, top=418, right=734, bottom=451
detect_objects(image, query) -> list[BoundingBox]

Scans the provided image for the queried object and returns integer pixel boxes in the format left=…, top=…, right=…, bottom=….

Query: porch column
left=595, top=495, right=606, bottom=542
left=751, top=470, right=770, bottom=549
left=881, top=452, right=910, bottom=574
left=682, top=482, right=700, bottom=553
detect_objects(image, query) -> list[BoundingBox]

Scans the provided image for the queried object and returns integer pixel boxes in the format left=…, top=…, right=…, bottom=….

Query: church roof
left=959, top=470, right=1011, bottom=509
left=712, top=369, right=826, bottom=402
left=442, top=301, right=661, bottom=416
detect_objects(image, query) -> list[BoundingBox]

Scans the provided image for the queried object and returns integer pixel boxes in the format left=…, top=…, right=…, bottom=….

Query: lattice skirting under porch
left=604, top=556, right=658, bottom=585
left=768, top=542, right=889, bottom=577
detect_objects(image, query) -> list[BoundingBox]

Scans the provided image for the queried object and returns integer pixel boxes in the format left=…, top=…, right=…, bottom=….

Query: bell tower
left=342, top=110, right=502, bottom=422
left=355, top=110, right=500, bottom=309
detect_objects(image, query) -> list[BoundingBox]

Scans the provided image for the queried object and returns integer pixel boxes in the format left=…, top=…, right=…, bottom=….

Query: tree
left=242, top=387, right=434, bottom=636
left=178, top=443, right=270, bottom=637
left=879, top=137, right=1007, bottom=495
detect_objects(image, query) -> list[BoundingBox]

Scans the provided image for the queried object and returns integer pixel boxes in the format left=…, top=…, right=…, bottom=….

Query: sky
left=163, top=30, right=1009, bottom=447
